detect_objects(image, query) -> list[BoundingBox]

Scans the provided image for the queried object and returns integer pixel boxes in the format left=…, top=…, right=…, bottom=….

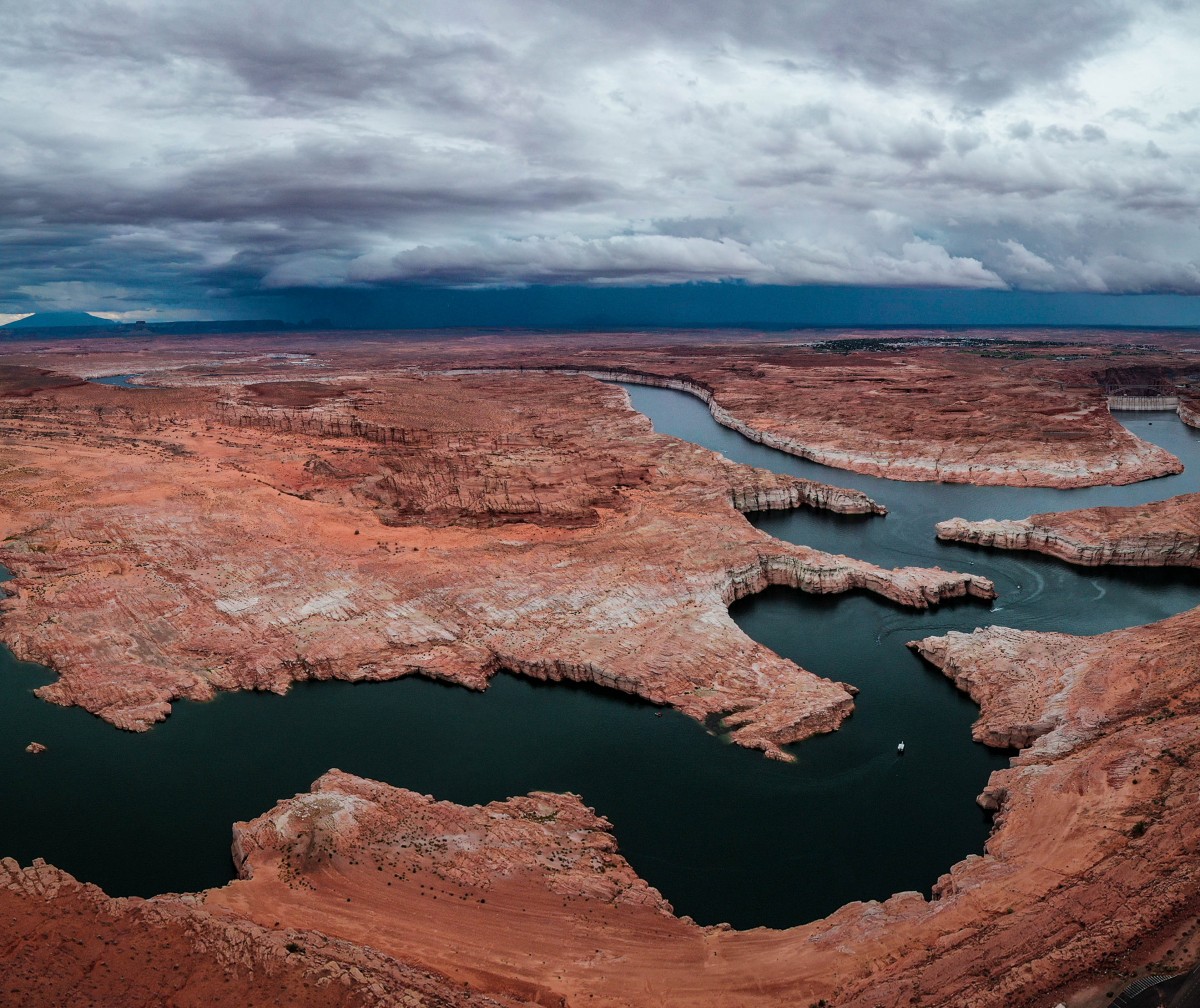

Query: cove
left=2, top=391, right=1199, bottom=931
left=89, top=373, right=147, bottom=388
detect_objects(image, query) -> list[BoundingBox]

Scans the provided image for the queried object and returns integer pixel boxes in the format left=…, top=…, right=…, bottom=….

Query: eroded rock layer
left=4, top=332, right=1200, bottom=1007
left=409, top=332, right=1189, bottom=486
left=937, top=493, right=1200, bottom=568
left=475, top=361, right=1179, bottom=488
left=205, top=604, right=1200, bottom=1008
left=0, top=363, right=988, bottom=758
left=904, top=612, right=1200, bottom=1003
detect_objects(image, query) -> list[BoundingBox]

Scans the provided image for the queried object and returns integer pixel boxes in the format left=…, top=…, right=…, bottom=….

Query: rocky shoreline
left=936, top=494, right=1200, bottom=569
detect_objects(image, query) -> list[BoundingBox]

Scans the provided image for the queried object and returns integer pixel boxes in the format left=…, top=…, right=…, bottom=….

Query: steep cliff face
left=727, top=479, right=885, bottom=515
left=936, top=494, right=1200, bottom=568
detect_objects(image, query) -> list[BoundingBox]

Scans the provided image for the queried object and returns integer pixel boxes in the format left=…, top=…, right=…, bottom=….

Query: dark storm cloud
left=0, top=0, right=1197, bottom=314
left=1, top=141, right=614, bottom=227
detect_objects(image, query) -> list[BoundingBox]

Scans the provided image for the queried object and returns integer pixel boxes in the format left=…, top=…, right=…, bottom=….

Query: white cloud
left=0, top=0, right=1198, bottom=306
left=998, top=239, right=1059, bottom=285
left=90, top=308, right=213, bottom=322
left=349, top=234, right=1005, bottom=289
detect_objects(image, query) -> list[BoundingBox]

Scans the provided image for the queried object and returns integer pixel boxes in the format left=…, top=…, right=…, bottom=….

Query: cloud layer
left=2, top=0, right=1198, bottom=314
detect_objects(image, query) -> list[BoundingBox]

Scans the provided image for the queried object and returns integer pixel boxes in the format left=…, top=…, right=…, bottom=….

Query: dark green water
left=2, top=385, right=1199, bottom=930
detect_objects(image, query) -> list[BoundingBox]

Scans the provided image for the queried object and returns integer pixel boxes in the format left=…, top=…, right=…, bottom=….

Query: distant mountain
left=2, top=311, right=119, bottom=328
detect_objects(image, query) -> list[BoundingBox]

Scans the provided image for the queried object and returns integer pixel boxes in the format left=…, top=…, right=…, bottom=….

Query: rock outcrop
left=902, top=612, right=1200, bottom=1001
left=439, top=343, right=1182, bottom=488
left=0, top=364, right=986, bottom=759
left=5, top=328, right=1192, bottom=489
left=6, top=331, right=1200, bottom=1007
left=0, top=856, right=533, bottom=1007
left=936, top=493, right=1200, bottom=568
left=5, top=746, right=1199, bottom=1006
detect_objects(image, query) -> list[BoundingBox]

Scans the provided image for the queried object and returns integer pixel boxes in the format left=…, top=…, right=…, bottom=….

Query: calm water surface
left=1, top=385, right=1198, bottom=929
left=89, top=373, right=146, bottom=388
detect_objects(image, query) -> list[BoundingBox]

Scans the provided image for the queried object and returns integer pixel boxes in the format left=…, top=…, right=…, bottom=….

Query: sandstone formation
left=937, top=493, right=1200, bottom=568
left=415, top=332, right=1190, bottom=487
left=204, top=719, right=1196, bottom=1008
left=5, top=331, right=1200, bottom=1007
left=0, top=361, right=988, bottom=759
left=471, top=361, right=1180, bottom=488
left=4, top=736, right=1198, bottom=1006
left=2, top=327, right=1192, bottom=489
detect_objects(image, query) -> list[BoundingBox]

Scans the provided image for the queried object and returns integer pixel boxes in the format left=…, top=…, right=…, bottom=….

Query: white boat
left=897, top=741, right=906, bottom=755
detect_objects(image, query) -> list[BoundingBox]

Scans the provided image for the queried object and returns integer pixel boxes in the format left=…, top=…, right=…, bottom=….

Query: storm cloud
left=1, top=0, right=1198, bottom=316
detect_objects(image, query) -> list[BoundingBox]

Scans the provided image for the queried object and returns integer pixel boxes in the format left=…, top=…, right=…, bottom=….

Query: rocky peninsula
left=0, top=360, right=990, bottom=760
left=937, top=494, right=1200, bottom=568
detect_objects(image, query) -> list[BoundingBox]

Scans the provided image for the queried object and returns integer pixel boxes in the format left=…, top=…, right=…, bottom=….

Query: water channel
left=2, top=380, right=1199, bottom=929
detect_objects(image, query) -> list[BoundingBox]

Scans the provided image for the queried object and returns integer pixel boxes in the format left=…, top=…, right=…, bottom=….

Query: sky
left=2, top=0, right=1199, bottom=328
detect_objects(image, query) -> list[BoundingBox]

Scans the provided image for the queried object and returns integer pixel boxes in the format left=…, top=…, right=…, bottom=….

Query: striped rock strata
left=936, top=493, right=1200, bottom=568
